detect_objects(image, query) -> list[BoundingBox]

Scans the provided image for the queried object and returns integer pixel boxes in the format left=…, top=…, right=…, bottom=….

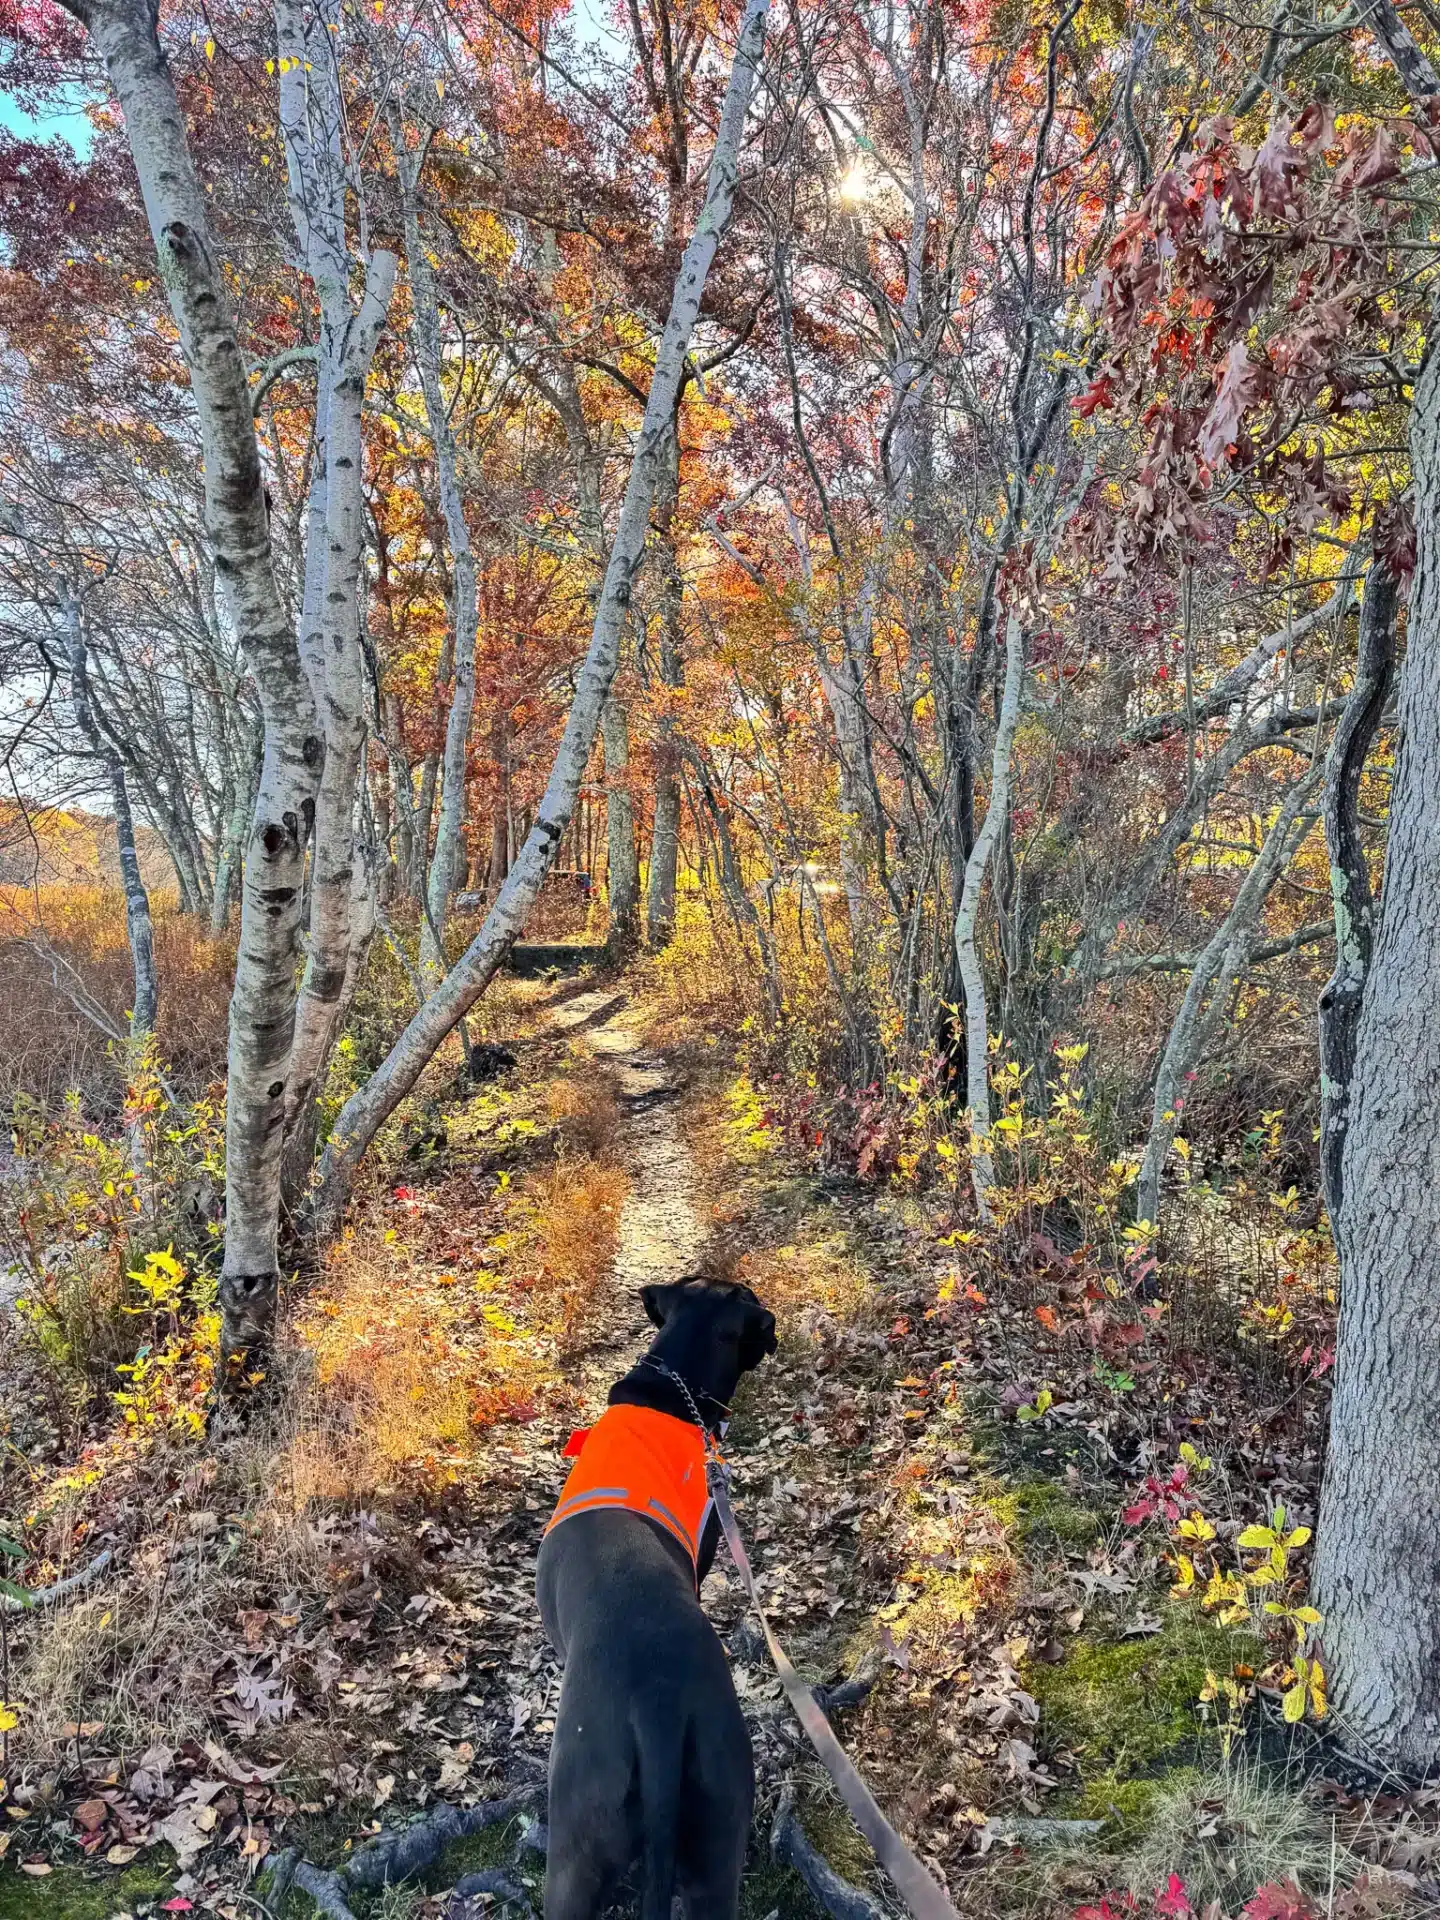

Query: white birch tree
left=309, top=0, right=773, bottom=1221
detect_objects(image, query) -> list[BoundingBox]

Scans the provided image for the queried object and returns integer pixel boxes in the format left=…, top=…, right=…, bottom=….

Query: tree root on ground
left=262, top=1784, right=543, bottom=1916
left=770, top=1786, right=888, bottom=1920
left=812, top=1674, right=876, bottom=1719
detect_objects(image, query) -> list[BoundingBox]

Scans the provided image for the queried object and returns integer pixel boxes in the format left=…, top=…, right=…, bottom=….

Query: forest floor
left=0, top=968, right=1427, bottom=1920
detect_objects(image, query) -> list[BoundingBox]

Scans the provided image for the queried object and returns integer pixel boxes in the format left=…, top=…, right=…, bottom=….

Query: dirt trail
left=541, top=982, right=708, bottom=1370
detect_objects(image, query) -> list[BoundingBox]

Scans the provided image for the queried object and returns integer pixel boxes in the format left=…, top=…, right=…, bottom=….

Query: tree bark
left=280, top=250, right=394, bottom=1200
left=307, top=0, right=772, bottom=1224
left=953, top=613, right=1024, bottom=1218
left=63, top=596, right=158, bottom=1042
left=397, top=127, right=480, bottom=990
left=59, top=0, right=324, bottom=1361
left=1366, top=0, right=1440, bottom=99
left=1313, top=350, right=1440, bottom=1773
left=603, top=692, right=641, bottom=956
left=1318, top=565, right=1397, bottom=1224
left=1134, top=766, right=1323, bottom=1229
left=275, top=0, right=396, bottom=1210
left=647, top=438, right=685, bottom=946
left=211, top=722, right=261, bottom=936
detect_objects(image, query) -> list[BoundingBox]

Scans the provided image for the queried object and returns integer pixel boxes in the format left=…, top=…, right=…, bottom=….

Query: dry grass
left=736, top=1238, right=875, bottom=1338
left=9, top=1367, right=338, bottom=1770
left=546, top=1068, right=622, bottom=1158
left=284, top=1224, right=548, bottom=1502
left=1121, top=1764, right=1361, bottom=1909
left=0, top=884, right=233, bottom=1111
left=526, top=1159, right=630, bottom=1354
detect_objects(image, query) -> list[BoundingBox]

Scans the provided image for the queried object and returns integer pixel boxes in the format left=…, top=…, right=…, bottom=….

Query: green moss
left=1067, top=1769, right=1179, bottom=1839
left=0, top=1859, right=175, bottom=1919
left=799, top=1787, right=879, bottom=1891
left=1008, top=1478, right=1102, bottom=1549
left=739, top=1854, right=825, bottom=1920
left=1028, top=1606, right=1258, bottom=1787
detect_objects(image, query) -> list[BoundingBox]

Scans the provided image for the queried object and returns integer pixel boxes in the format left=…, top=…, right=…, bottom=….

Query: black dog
left=536, top=1277, right=778, bottom=1920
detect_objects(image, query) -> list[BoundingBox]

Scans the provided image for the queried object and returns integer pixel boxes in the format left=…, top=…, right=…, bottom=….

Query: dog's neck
left=608, top=1353, right=729, bottom=1436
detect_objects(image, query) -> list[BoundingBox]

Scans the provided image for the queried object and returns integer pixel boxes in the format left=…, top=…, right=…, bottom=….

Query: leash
left=641, top=1363, right=960, bottom=1920
left=707, top=1463, right=960, bottom=1920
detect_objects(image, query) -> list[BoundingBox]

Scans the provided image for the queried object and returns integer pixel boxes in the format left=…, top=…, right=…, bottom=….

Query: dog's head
left=640, top=1277, right=777, bottom=1406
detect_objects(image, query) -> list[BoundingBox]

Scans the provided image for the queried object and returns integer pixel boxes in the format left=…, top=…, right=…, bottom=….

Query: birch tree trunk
left=211, top=722, right=261, bottom=936
left=1313, top=351, right=1440, bottom=1773
left=953, top=613, right=1024, bottom=1219
left=308, top=0, right=771, bottom=1223
left=63, top=595, right=158, bottom=1042
left=276, top=0, right=396, bottom=1204
left=58, top=0, right=323, bottom=1360
left=279, top=252, right=394, bottom=1191
left=396, top=129, right=480, bottom=989
left=603, top=692, right=641, bottom=955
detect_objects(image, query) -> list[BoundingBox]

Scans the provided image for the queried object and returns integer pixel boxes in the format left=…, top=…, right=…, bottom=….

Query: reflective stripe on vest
left=542, top=1404, right=709, bottom=1571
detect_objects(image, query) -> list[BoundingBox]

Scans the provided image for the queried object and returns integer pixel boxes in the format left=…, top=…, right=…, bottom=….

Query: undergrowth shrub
left=285, top=1222, right=549, bottom=1502
left=1, top=1061, right=225, bottom=1407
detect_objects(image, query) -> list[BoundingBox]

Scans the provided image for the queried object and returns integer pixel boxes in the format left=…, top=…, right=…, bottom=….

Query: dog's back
left=537, top=1279, right=775, bottom=1919
left=538, top=1507, right=753, bottom=1920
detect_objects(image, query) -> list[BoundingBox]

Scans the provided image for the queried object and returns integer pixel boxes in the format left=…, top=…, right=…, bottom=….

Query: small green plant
left=1167, top=1501, right=1326, bottom=1732
left=0, top=1533, right=31, bottom=1793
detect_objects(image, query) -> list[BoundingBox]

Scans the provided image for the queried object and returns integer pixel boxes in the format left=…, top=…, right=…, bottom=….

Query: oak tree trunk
left=1318, top=565, right=1397, bottom=1223
left=1313, top=349, right=1440, bottom=1772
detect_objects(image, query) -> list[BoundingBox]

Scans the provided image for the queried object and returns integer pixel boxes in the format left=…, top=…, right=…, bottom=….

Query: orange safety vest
left=543, top=1403, right=711, bottom=1575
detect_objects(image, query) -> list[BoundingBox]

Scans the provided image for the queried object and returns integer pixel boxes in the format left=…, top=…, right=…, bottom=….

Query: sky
left=0, top=0, right=621, bottom=155
left=0, top=86, right=93, bottom=154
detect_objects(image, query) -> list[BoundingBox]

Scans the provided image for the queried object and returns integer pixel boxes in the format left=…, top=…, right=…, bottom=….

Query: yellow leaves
left=203, top=37, right=214, bottom=59
left=1177, top=1509, right=1216, bottom=1543
left=126, top=1244, right=187, bottom=1313
left=0, top=1703, right=19, bottom=1735
left=1170, top=1552, right=1196, bottom=1595
left=1240, top=1516, right=1314, bottom=1594
left=1200, top=1566, right=1251, bottom=1626
left=1198, top=1667, right=1252, bottom=1757
left=1179, top=1441, right=1212, bottom=1473
left=1236, top=1508, right=1311, bottom=1554
left=1283, top=1655, right=1327, bottom=1722
left=1264, top=1599, right=1321, bottom=1626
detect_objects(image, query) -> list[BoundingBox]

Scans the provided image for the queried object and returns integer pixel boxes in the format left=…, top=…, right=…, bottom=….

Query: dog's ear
left=739, top=1302, right=778, bottom=1371
left=641, top=1283, right=684, bottom=1329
